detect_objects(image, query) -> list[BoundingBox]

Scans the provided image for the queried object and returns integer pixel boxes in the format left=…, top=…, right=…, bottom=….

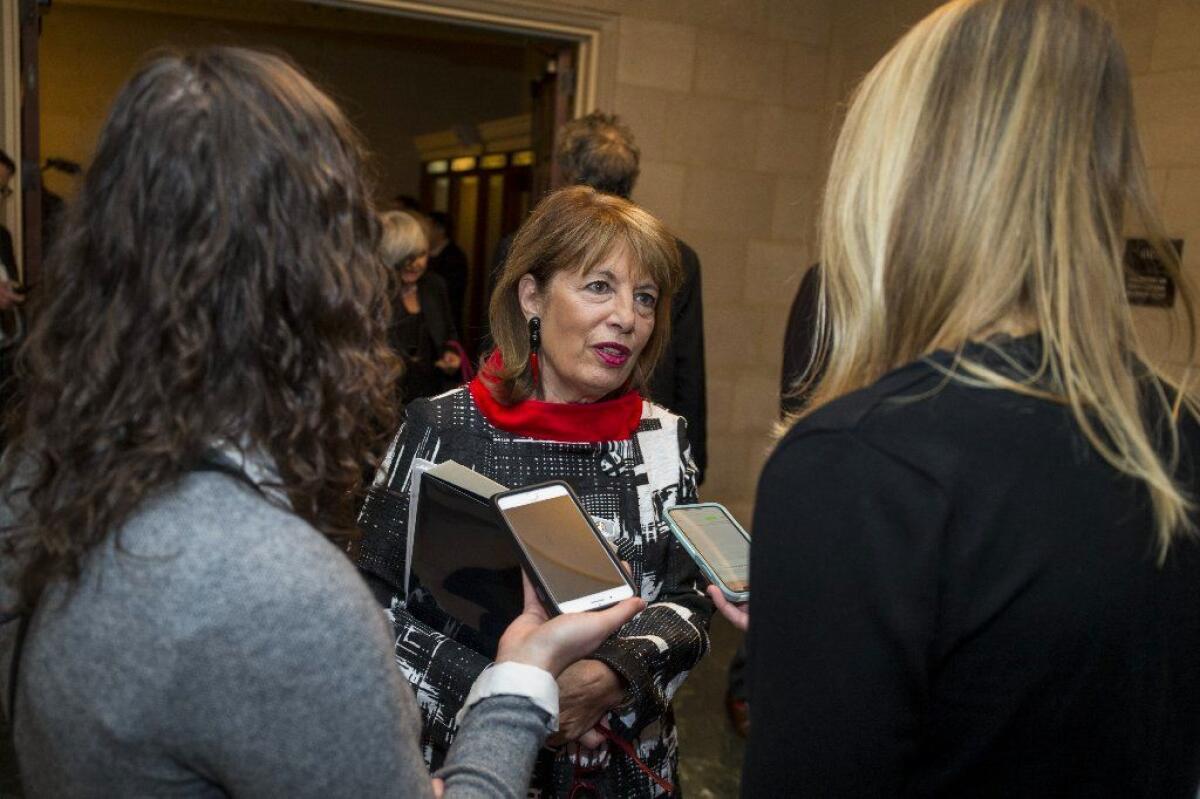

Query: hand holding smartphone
left=493, top=481, right=636, bottom=615
left=665, top=503, right=750, bottom=603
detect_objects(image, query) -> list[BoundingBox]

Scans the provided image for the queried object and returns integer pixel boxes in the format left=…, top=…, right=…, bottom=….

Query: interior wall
left=38, top=3, right=533, bottom=203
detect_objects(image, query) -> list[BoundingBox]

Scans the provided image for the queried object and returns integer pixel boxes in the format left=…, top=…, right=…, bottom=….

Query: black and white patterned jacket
left=356, top=386, right=713, bottom=797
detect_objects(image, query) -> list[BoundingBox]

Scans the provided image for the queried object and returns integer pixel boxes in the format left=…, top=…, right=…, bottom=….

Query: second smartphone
left=665, top=503, right=751, bottom=603
left=493, top=481, right=636, bottom=614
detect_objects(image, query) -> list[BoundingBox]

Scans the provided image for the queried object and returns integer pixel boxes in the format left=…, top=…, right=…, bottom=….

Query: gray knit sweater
left=0, top=469, right=550, bottom=797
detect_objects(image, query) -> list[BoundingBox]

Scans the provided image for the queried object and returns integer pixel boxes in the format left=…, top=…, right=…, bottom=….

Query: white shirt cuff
left=456, top=662, right=559, bottom=731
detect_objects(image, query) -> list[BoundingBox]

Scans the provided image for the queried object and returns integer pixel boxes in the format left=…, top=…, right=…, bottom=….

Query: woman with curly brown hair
left=0, top=47, right=641, bottom=797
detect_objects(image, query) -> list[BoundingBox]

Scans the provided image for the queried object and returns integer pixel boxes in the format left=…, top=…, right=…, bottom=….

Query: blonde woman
left=380, top=210, right=463, bottom=400
left=732, top=0, right=1200, bottom=795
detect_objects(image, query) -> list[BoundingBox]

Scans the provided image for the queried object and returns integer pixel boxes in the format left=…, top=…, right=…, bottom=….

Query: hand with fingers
left=546, top=659, right=624, bottom=747
left=434, top=350, right=462, bottom=375
left=495, top=573, right=645, bottom=678
left=0, top=280, right=24, bottom=311
left=707, top=585, right=749, bottom=632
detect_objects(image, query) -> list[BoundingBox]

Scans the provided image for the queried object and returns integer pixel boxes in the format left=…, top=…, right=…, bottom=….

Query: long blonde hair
left=801, top=0, right=1196, bottom=557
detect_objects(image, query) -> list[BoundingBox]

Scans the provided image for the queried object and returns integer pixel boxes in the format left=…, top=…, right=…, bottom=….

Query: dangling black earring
left=528, top=316, right=542, bottom=387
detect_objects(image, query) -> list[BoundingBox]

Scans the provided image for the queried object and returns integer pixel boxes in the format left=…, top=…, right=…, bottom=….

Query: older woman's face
left=399, top=246, right=429, bottom=285
left=519, top=246, right=658, bottom=404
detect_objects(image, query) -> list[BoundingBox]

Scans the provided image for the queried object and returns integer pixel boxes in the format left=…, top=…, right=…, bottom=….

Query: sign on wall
left=1125, top=238, right=1184, bottom=308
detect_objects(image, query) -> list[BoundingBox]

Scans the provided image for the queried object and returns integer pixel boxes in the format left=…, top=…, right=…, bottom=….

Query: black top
left=388, top=272, right=460, bottom=402
left=745, top=337, right=1200, bottom=797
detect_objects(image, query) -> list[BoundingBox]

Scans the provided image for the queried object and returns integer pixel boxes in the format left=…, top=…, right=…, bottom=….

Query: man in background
left=498, top=113, right=707, bottom=482
left=427, top=211, right=469, bottom=330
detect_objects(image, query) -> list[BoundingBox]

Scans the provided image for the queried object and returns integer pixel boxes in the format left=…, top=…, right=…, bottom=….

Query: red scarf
left=469, top=352, right=643, bottom=442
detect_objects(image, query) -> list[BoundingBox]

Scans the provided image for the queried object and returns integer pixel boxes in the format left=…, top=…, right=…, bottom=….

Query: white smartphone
left=665, top=503, right=750, bottom=603
left=493, top=481, right=636, bottom=614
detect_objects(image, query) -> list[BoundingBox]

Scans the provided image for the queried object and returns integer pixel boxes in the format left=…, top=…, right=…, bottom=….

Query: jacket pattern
left=355, top=386, right=712, bottom=797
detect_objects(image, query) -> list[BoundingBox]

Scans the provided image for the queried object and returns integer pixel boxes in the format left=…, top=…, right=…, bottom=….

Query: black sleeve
left=440, top=245, right=469, bottom=328
left=780, top=264, right=823, bottom=418
left=0, top=227, right=15, bottom=277
left=422, top=272, right=459, bottom=347
left=743, top=429, right=948, bottom=797
left=488, top=235, right=512, bottom=299
left=670, top=244, right=707, bottom=483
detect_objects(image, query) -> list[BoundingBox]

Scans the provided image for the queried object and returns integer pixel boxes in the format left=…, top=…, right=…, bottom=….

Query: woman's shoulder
left=402, top=385, right=479, bottom=430
left=638, top=399, right=687, bottom=431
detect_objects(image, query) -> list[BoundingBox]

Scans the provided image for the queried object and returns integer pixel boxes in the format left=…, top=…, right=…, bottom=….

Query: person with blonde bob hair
left=717, top=0, right=1200, bottom=795
left=356, top=185, right=713, bottom=797
left=379, top=210, right=464, bottom=400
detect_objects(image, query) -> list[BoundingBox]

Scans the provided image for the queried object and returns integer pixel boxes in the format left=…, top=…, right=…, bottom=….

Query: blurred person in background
left=427, top=211, right=469, bottom=331
left=381, top=210, right=465, bottom=402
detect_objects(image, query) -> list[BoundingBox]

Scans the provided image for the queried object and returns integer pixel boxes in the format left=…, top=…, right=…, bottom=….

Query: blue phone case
left=664, top=502, right=750, bottom=603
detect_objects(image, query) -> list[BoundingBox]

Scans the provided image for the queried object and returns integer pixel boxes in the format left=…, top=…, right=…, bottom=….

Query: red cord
left=530, top=351, right=540, bottom=386
left=592, top=723, right=675, bottom=795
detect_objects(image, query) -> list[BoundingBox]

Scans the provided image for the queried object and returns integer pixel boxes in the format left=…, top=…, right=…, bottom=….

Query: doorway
left=4, top=0, right=617, bottom=302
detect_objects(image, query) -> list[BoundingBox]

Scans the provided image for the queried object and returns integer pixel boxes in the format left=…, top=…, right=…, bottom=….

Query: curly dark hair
left=555, top=111, right=641, bottom=199
left=2, top=47, right=400, bottom=611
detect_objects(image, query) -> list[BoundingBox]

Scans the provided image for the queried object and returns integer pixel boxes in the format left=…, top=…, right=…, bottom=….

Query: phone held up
left=493, top=481, right=636, bottom=615
left=664, top=503, right=750, bottom=603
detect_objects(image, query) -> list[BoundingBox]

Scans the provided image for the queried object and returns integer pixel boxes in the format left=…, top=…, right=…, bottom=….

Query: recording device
left=494, top=481, right=635, bottom=614
left=665, top=503, right=750, bottom=603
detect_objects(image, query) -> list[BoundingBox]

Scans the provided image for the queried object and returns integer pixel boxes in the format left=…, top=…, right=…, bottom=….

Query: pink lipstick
left=594, top=342, right=631, bottom=367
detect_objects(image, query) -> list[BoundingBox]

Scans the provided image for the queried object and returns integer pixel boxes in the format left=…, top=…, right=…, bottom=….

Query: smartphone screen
left=667, top=505, right=750, bottom=593
left=496, top=485, right=634, bottom=612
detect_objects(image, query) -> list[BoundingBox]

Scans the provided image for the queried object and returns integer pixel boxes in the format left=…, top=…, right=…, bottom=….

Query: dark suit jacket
left=648, top=239, right=706, bottom=484
left=428, top=241, right=468, bottom=330
left=0, top=225, right=15, bottom=277
left=414, top=271, right=459, bottom=350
